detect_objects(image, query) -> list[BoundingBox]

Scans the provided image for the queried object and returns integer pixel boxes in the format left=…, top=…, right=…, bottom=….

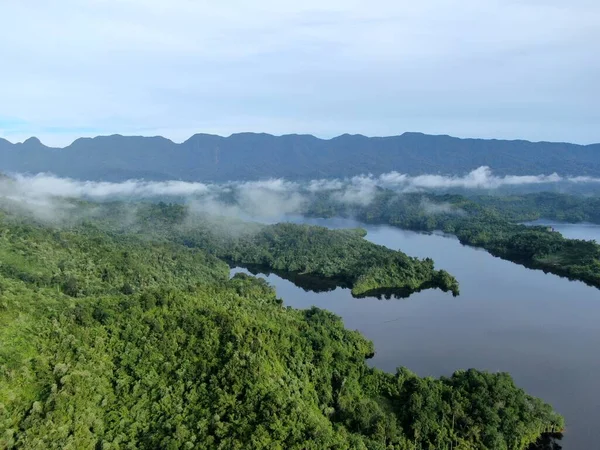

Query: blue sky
left=1, top=0, right=598, bottom=146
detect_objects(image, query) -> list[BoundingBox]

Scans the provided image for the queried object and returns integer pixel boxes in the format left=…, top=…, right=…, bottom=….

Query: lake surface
left=526, top=219, right=600, bottom=242
left=232, top=218, right=600, bottom=449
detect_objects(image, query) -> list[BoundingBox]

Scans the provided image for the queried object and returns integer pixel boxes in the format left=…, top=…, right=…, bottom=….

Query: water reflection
left=228, top=263, right=428, bottom=299
left=228, top=263, right=347, bottom=293
left=353, top=286, right=431, bottom=300
left=528, top=433, right=564, bottom=450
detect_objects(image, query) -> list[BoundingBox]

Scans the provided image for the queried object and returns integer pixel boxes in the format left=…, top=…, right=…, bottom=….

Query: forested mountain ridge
left=0, top=205, right=564, bottom=449
left=1, top=132, right=599, bottom=181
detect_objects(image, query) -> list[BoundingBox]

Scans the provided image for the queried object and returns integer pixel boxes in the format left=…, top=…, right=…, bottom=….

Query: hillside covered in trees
left=59, top=201, right=458, bottom=298
left=0, top=203, right=563, bottom=449
left=468, top=192, right=600, bottom=224
left=1, top=132, right=599, bottom=181
left=170, top=218, right=459, bottom=298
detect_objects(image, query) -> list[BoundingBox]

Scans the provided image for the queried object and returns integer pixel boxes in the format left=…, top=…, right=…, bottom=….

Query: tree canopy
left=307, top=190, right=600, bottom=290
left=0, top=204, right=563, bottom=449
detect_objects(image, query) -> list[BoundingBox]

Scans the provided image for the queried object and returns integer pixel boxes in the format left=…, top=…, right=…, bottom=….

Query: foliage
left=2, top=132, right=600, bottom=181
left=468, top=192, right=600, bottom=224
left=92, top=203, right=460, bottom=297
left=211, top=222, right=459, bottom=297
left=307, top=191, right=600, bottom=290
left=0, top=206, right=563, bottom=449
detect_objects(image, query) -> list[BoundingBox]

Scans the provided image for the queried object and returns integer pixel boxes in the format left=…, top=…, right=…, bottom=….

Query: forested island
left=308, top=191, right=600, bottom=290
left=0, top=202, right=563, bottom=449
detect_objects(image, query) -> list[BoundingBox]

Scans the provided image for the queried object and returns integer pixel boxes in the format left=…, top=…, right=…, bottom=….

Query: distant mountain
left=1, top=132, right=599, bottom=181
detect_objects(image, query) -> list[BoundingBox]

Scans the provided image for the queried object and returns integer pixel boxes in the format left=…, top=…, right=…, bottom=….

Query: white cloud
left=392, top=166, right=564, bottom=190
left=4, top=167, right=600, bottom=222
left=235, top=179, right=300, bottom=193
left=4, top=166, right=600, bottom=209
left=10, top=173, right=210, bottom=198
left=569, top=176, right=600, bottom=183
left=0, top=0, right=598, bottom=145
left=307, top=179, right=345, bottom=192
left=229, top=179, right=307, bottom=217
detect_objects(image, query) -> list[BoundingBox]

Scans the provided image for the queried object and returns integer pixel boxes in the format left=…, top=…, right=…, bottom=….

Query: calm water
left=526, top=219, right=600, bottom=243
left=232, top=218, right=600, bottom=449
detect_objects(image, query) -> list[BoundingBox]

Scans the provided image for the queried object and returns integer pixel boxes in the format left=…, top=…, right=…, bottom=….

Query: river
left=231, top=218, right=600, bottom=449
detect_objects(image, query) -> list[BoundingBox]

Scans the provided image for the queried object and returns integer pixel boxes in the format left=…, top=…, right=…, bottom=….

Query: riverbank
left=234, top=219, right=600, bottom=448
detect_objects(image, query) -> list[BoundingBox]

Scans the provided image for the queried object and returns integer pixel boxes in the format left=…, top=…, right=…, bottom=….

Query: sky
left=1, top=0, right=599, bottom=146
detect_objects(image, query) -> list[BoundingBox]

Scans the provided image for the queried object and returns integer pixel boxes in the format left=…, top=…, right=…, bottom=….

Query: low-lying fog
left=2, top=166, right=600, bottom=223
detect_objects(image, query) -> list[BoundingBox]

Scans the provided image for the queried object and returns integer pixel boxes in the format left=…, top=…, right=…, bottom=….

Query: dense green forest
left=468, top=192, right=600, bottom=224
left=2, top=132, right=600, bottom=181
left=0, top=204, right=563, bottom=449
left=307, top=191, right=600, bottom=290
left=65, top=201, right=458, bottom=298
left=179, top=220, right=459, bottom=297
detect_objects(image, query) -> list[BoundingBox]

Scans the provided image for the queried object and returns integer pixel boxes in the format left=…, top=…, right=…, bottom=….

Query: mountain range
left=1, top=132, right=599, bottom=181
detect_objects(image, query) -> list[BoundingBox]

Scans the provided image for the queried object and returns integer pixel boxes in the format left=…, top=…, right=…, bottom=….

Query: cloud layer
left=0, top=1, right=599, bottom=145
left=2, top=167, right=600, bottom=222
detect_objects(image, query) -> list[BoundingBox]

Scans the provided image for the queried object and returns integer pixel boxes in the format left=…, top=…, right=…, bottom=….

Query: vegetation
left=77, top=202, right=459, bottom=297
left=0, top=204, right=563, bottom=449
left=186, top=221, right=458, bottom=297
left=2, top=132, right=600, bottom=181
left=308, top=191, right=600, bottom=290
left=468, top=192, right=600, bottom=224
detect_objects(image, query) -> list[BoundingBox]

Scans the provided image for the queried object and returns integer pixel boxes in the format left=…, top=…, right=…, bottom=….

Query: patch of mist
left=419, top=199, right=465, bottom=216
left=2, top=167, right=600, bottom=226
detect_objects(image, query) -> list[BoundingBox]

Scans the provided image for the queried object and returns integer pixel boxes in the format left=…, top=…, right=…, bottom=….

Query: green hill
left=1, top=132, right=599, bottom=181
left=0, top=205, right=563, bottom=449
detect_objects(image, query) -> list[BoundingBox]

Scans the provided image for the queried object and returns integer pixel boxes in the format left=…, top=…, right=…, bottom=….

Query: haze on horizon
left=1, top=0, right=598, bottom=146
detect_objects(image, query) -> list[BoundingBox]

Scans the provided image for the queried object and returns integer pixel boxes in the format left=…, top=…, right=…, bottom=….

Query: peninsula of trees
left=308, top=190, right=600, bottom=290
left=175, top=219, right=459, bottom=298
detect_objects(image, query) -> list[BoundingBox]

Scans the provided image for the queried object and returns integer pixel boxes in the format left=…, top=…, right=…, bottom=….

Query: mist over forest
left=3, top=165, right=600, bottom=225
